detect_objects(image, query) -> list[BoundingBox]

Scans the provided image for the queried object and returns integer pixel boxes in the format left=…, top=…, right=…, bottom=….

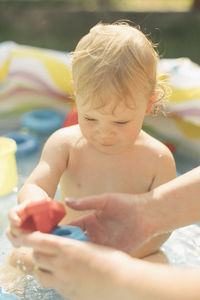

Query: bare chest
left=60, top=148, right=154, bottom=199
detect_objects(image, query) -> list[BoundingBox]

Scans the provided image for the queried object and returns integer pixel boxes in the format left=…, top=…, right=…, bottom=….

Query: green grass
left=113, top=0, right=194, bottom=11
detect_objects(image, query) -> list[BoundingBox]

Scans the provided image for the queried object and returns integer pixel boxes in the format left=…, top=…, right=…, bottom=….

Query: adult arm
left=66, top=166, right=200, bottom=253
left=129, top=143, right=176, bottom=257
left=150, top=165, right=200, bottom=231
left=17, top=231, right=200, bottom=300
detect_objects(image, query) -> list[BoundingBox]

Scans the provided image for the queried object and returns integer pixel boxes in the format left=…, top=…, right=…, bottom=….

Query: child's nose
left=96, top=124, right=115, bottom=138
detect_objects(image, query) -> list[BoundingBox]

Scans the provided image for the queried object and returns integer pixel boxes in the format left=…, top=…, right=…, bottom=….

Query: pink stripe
left=173, top=108, right=200, bottom=117
left=8, top=71, right=72, bottom=100
left=9, top=71, right=52, bottom=90
left=0, top=86, right=72, bottom=102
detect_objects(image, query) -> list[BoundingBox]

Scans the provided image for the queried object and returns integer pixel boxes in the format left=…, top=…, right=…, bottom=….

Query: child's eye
left=85, top=117, right=96, bottom=121
left=115, top=121, right=129, bottom=125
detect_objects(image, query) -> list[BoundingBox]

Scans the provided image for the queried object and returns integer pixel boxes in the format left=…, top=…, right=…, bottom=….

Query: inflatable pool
left=0, top=116, right=200, bottom=299
left=0, top=42, right=200, bottom=299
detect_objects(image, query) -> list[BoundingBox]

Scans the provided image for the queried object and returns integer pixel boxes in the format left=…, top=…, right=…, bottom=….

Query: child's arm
left=18, top=129, right=70, bottom=203
left=130, top=144, right=176, bottom=259
left=8, top=128, right=72, bottom=239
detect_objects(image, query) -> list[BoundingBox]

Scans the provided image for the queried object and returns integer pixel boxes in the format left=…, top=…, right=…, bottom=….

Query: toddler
left=7, top=22, right=176, bottom=270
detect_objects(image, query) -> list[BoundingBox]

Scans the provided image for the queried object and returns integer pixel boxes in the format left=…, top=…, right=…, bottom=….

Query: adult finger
left=35, top=269, right=73, bottom=300
left=34, top=267, right=55, bottom=288
left=20, top=231, right=79, bottom=255
left=65, top=193, right=110, bottom=211
left=67, top=212, right=96, bottom=231
left=33, top=251, right=56, bottom=273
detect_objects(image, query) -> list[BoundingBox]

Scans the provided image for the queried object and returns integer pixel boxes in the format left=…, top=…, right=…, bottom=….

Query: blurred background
left=0, top=0, right=200, bottom=63
left=0, top=5, right=200, bottom=298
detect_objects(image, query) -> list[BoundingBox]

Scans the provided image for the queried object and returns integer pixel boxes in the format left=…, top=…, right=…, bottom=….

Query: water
left=0, top=124, right=67, bottom=299
left=0, top=121, right=200, bottom=299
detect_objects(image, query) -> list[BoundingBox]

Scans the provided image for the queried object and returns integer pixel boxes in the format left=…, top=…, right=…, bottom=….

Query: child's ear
left=145, top=91, right=157, bottom=115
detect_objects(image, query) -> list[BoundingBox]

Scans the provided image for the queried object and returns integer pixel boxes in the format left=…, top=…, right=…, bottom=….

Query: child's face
left=77, top=98, right=149, bottom=155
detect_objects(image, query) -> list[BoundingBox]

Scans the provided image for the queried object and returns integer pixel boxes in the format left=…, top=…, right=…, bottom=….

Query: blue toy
left=3, top=131, right=39, bottom=156
left=21, top=109, right=65, bottom=134
left=0, top=286, right=20, bottom=300
left=51, top=225, right=88, bottom=242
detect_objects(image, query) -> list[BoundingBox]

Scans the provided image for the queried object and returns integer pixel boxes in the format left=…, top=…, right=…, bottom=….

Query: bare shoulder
left=140, top=131, right=176, bottom=188
left=43, top=125, right=82, bottom=150
left=140, top=130, right=174, bottom=156
left=39, top=125, right=83, bottom=166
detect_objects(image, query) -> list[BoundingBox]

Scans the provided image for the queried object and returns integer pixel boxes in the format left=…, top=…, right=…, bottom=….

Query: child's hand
left=7, top=201, right=31, bottom=247
left=7, top=198, right=66, bottom=247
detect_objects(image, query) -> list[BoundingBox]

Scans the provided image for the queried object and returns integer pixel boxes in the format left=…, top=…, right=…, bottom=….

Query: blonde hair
left=72, top=21, right=167, bottom=113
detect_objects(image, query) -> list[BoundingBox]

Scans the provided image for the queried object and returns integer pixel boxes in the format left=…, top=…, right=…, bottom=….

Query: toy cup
left=0, top=137, right=18, bottom=196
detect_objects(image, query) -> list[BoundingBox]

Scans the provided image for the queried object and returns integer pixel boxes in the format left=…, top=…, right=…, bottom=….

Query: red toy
left=17, top=198, right=66, bottom=233
left=62, top=106, right=78, bottom=127
left=164, top=142, right=176, bottom=153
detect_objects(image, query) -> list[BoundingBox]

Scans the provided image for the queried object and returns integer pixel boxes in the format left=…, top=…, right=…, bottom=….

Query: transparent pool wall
left=1, top=115, right=200, bottom=300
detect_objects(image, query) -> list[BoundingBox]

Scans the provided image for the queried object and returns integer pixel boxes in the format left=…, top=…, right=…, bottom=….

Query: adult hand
left=13, top=229, right=200, bottom=300
left=66, top=192, right=159, bottom=253
left=17, top=231, right=134, bottom=300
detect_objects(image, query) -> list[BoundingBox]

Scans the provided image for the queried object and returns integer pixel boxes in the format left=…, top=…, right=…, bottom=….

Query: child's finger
left=10, top=223, right=24, bottom=237
left=8, top=201, right=31, bottom=225
left=8, top=208, right=21, bottom=226
left=6, top=227, right=21, bottom=247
